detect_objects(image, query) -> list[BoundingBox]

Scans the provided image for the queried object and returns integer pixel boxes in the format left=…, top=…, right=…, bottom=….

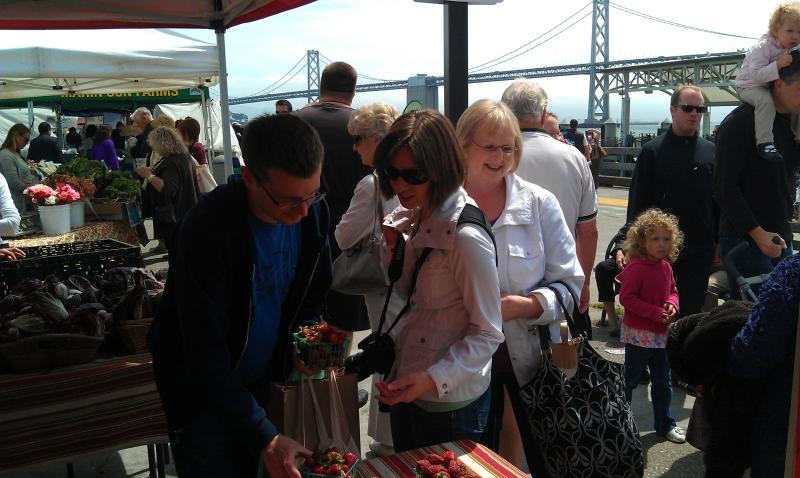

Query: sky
left=185, top=0, right=772, bottom=125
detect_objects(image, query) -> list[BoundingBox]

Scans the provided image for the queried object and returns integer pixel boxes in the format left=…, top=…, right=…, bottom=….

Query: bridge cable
left=610, top=2, right=758, bottom=40
left=470, top=10, right=592, bottom=73
left=232, top=53, right=307, bottom=99
left=319, top=52, right=393, bottom=83
left=468, top=1, right=592, bottom=72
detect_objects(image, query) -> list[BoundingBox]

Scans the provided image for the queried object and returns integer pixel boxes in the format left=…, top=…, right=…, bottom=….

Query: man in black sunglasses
left=625, top=85, right=716, bottom=318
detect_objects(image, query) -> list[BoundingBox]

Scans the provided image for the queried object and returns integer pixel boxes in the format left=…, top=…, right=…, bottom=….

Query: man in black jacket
left=295, top=61, right=371, bottom=334
left=715, top=52, right=800, bottom=297
left=148, top=114, right=332, bottom=477
left=27, top=122, right=63, bottom=163
left=626, top=85, right=716, bottom=317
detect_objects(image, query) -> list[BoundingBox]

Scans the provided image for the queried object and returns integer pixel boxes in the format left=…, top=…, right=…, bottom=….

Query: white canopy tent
left=0, top=29, right=219, bottom=99
left=0, top=0, right=316, bottom=180
left=155, top=100, right=242, bottom=159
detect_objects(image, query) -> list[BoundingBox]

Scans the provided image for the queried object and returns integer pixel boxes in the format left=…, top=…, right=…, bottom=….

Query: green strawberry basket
left=293, top=333, right=350, bottom=369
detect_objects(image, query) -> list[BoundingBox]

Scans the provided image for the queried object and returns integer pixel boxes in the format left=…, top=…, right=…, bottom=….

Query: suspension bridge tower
left=586, top=0, right=610, bottom=124
left=306, top=50, right=320, bottom=103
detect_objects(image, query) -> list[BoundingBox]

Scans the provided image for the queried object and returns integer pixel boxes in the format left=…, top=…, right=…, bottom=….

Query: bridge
left=227, top=0, right=750, bottom=140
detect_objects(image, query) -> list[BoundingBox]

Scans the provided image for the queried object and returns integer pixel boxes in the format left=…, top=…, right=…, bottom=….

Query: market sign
left=0, top=87, right=206, bottom=111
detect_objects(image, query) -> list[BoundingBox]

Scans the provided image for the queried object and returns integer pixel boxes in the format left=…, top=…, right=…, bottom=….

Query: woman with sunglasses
left=373, top=110, right=503, bottom=451
left=335, top=102, right=402, bottom=456
left=458, top=100, right=583, bottom=477
left=0, top=124, right=38, bottom=214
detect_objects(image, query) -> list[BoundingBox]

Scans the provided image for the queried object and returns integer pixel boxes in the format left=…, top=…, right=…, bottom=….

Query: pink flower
left=23, top=184, right=55, bottom=201
left=55, top=183, right=81, bottom=203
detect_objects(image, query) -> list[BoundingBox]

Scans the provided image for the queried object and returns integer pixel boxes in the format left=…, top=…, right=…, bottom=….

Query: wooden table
left=0, top=353, right=168, bottom=474
left=354, top=440, right=528, bottom=478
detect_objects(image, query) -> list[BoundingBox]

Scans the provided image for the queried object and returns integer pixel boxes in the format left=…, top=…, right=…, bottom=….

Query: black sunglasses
left=384, top=165, right=429, bottom=185
left=676, top=104, right=708, bottom=114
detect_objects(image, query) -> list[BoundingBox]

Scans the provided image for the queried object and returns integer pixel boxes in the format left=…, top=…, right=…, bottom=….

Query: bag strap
left=537, top=281, right=585, bottom=349
left=459, top=203, right=498, bottom=267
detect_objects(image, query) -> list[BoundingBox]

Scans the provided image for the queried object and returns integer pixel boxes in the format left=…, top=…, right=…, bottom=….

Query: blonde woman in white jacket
left=458, top=100, right=584, bottom=477
left=335, top=102, right=401, bottom=456
left=373, top=110, right=504, bottom=452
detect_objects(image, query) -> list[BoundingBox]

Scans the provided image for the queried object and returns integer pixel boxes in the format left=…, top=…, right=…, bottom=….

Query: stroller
left=723, top=235, right=783, bottom=302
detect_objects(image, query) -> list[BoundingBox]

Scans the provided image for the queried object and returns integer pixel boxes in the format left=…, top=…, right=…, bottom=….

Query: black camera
left=343, top=332, right=395, bottom=382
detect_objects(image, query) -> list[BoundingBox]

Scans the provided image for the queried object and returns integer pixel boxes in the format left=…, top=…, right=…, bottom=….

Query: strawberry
left=312, top=465, right=325, bottom=474
left=428, top=453, right=444, bottom=465
left=342, top=464, right=350, bottom=472
left=447, top=460, right=460, bottom=476
left=327, top=332, right=342, bottom=343
left=327, top=463, right=342, bottom=475
left=416, top=459, right=432, bottom=469
left=441, top=451, right=456, bottom=462
left=343, top=451, right=357, bottom=466
left=316, top=323, right=330, bottom=334
left=420, top=464, right=435, bottom=478
left=430, top=465, right=447, bottom=474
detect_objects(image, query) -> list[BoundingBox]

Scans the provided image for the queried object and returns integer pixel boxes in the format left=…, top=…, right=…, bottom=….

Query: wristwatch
left=147, top=174, right=157, bottom=181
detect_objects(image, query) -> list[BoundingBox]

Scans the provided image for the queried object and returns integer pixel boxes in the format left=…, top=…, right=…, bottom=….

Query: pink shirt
left=736, top=34, right=800, bottom=88
left=616, top=256, right=679, bottom=336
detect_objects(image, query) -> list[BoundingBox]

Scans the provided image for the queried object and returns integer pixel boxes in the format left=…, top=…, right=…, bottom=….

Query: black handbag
left=518, top=283, right=644, bottom=478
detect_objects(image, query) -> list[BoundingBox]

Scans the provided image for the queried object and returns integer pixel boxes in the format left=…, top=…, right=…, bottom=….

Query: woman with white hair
left=335, top=102, right=401, bottom=456
left=136, top=126, right=198, bottom=254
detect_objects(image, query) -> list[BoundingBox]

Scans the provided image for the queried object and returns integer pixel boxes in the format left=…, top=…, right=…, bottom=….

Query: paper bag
left=267, top=372, right=360, bottom=454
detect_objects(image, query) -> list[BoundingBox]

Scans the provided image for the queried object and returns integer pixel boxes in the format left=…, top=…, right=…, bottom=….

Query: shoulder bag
left=331, top=177, right=387, bottom=295
left=518, top=282, right=644, bottom=478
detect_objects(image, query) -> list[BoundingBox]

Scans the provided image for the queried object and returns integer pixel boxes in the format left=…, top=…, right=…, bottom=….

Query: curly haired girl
left=616, top=208, right=685, bottom=443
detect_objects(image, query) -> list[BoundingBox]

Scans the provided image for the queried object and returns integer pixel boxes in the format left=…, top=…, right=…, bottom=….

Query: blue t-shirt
left=237, top=216, right=300, bottom=385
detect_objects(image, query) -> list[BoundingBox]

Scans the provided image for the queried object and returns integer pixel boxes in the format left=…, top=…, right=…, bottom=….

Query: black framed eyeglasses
left=384, top=165, right=429, bottom=185
left=259, top=182, right=325, bottom=211
left=471, top=140, right=516, bottom=156
left=676, top=104, right=708, bottom=114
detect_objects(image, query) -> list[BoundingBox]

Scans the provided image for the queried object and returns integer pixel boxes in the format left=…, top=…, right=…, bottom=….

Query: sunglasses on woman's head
left=384, top=165, right=429, bottom=185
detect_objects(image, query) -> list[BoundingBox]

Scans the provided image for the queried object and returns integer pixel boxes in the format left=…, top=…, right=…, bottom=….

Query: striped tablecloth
left=354, top=440, right=529, bottom=478
left=0, top=353, right=168, bottom=471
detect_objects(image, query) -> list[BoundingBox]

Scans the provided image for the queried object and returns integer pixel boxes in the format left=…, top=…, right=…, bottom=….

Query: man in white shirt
left=501, top=79, right=599, bottom=317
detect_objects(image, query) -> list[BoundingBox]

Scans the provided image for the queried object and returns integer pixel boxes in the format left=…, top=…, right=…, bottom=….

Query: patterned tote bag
left=518, top=283, right=644, bottom=478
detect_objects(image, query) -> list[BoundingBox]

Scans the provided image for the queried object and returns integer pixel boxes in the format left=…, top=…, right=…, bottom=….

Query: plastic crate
left=0, top=334, right=104, bottom=372
left=0, top=239, right=143, bottom=296
left=293, top=333, right=350, bottom=370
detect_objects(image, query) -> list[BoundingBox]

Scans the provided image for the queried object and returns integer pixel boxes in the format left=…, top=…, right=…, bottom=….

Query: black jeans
left=672, top=245, right=714, bottom=317
left=482, top=370, right=552, bottom=478
left=390, top=388, right=490, bottom=452
left=594, top=256, right=620, bottom=303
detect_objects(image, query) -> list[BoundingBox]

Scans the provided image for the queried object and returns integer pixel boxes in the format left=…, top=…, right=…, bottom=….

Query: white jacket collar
left=493, top=174, right=532, bottom=228
left=384, top=188, right=472, bottom=251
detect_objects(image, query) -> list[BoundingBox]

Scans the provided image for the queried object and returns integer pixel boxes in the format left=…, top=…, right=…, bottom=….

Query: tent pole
left=27, top=101, right=34, bottom=131
left=215, top=30, right=234, bottom=181
left=200, top=88, right=212, bottom=156
left=206, top=97, right=216, bottom=163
